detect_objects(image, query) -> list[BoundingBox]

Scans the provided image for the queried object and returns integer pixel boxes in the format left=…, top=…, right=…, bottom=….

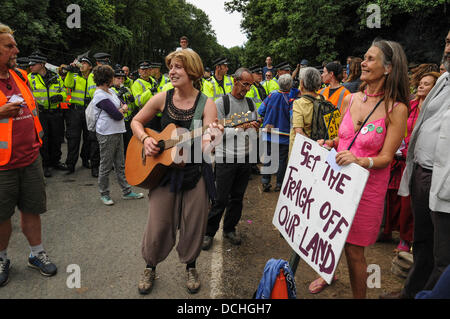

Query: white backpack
left=85, top=100, right=100, bottom=132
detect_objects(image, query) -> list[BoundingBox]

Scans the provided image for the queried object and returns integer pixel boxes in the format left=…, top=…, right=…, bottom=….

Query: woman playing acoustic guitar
left=131, top=49, right=223, bottom=295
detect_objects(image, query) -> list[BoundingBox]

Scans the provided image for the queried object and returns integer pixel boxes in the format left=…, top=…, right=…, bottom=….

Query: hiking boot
left=53, top=162, right=68, bottom=171
left=0, top=258, right=11, bottom=287
left=27, top=251, right=57, bottom=277
left=186, top=268, right=200, bottom=294
left=274, top=184, right=282, bottom=192
left=262, top=183, right=271, bottom=192
left=202, top=236, right=213, bottom=251
left=138, top=268, right=156, bottom=295
left=101, top=195, right=114, bottom=206
left=224, top=231, right=241, bottom=245
left=122, top=192, right=144, bottom=200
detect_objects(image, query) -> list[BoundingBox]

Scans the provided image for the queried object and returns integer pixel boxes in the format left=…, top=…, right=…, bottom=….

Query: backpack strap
left=223, top=94, right=230, bottom=117
left=189, top=92, right=208, bottom=130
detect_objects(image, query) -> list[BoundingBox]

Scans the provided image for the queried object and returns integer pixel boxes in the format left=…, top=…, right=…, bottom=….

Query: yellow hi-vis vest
left=28, top=71, right=66, bottom=109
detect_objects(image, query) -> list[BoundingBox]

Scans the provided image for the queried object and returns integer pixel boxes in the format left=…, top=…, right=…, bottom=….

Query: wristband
left=368, top=157, right=374, bottom=169
left=141, top=135, right=150, bottom=143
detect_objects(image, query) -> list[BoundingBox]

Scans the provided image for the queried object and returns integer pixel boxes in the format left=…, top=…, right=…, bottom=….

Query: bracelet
left=368, top=157, right=374, bottom=169
left=141, top=135, right=150, bottom=143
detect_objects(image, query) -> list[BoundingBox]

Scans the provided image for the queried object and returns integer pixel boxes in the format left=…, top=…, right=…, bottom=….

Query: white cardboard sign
left=272, top=134, right=369, bottom=284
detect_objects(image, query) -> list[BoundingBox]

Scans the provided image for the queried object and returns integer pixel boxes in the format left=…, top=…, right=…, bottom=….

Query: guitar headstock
left=223, top=111, right=260, bottom=128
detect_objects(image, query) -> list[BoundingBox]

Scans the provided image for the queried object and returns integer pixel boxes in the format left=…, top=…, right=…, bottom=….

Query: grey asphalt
left=0, top=145, right=218, bottom=299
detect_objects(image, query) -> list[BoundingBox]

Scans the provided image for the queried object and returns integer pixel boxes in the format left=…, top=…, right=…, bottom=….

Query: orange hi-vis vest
left=0, top=69, right=44, bottom=166
left=319, top=86, right=350, bottom=113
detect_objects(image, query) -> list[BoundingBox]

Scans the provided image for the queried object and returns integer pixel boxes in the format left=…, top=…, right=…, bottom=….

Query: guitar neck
left=164, top=119, right=227, bottom=149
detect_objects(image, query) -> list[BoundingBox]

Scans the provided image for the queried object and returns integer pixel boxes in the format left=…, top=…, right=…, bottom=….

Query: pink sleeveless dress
left=337, top=95, right=395, bottom=247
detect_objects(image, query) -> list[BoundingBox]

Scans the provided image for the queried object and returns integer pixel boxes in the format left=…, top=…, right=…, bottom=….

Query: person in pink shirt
left=317, top=39, right=409, bottom=298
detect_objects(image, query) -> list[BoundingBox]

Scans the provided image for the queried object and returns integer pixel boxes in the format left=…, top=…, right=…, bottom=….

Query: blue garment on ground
left=258, top=91, right=292, bottom=145
left=415, top=265, right=450, bottom=299
left=255, top=258, right=296, bottom=299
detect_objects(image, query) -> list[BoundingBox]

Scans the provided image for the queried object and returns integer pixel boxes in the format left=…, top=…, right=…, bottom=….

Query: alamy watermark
left=66, top=4, right=81, bottom=29
left=366, top=4, right=381, bottom=29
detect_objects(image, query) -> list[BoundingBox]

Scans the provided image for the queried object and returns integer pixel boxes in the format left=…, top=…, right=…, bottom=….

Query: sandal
left=308, top=276, right=338, bottom=294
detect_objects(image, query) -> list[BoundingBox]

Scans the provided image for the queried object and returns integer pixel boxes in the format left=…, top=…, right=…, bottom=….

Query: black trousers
left=206, top=162, right=252, bottom=236
left=65, top=106, right=91, bottom=167
left=123, top=119, right=133, bottom=156
left=402, top=164, right=450, bottom=297
left=39, top=110, right=64, bottom=167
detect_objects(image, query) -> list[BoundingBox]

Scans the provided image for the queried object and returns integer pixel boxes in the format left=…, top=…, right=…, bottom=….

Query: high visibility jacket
left=131, top=78, right=154, bottom=108
left=161, top=82, right=174, bottom=92
left=202, top=75, right=234, bottom=101
left=64, top=71, right=96, bottom=107
left=319, top=85, right=351, bottom=113
left=0, top=69, right=44, bottom=165
left=124, top=77, right=134, bottom=89
left=155, top=74, right=170, bottom=92
left=111, top=86, right=135, bottom=120
left=261, top=79, right=280, bottom=96
left=246, top=84, right=265, bottom=110
left=28, top=70, right=66, bottom=110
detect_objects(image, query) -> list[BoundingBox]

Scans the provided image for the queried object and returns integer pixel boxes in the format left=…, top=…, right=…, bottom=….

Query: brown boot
left=186, top=268, right=201, bottom=294
left=138, top=268, right=156, bottom=295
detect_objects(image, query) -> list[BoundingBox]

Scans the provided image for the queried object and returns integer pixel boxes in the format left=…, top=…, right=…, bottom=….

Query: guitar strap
left=189, top=93, right=208, bottom=131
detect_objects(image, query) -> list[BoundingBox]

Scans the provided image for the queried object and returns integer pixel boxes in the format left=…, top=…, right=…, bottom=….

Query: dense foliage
left=1, top=0, right=233, bottom=71
left=225, top=0, right=449, bottom=67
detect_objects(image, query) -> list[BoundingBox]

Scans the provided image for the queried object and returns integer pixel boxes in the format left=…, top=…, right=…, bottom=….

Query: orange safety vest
left=0, top=69, right=44, bottom=166
left=319, top=86, right=350, bottom=113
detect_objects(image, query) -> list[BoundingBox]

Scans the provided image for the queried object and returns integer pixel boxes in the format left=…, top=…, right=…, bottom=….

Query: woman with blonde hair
left=131, top=49, right=223, bottom=295
left=317, top=39, right=409, bottom=298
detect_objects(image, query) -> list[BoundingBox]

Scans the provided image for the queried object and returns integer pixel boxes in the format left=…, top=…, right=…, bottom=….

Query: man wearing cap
left=202, top=57, right=234, bottom=101
left=0, top=23, right=57, bottom=287
left=131, top=60, right=160, bottom=130
left=245, top=66, right=267, bottom=110
left=64, top=55, right=97, bottom=174
left=27, top=51, right=67, bottom=177
left=111, top=68, right=135, bottom=154
left=93, top=52, right=112, bottom=66
left=149, top=62, right=170, bottom=93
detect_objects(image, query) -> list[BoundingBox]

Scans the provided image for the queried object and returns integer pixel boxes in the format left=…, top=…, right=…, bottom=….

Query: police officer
left=111, top=68, right=135, bottom=155
left=202, top=57, right=234, bottom=101
left=131, top=60, right=160, bottom=130
left=150, top=62, right=170, bottom=93
left=246, top=66, right=267, bottom=110
left=64, top=55, right=96, bottom=174
left=93, top=52, right=112, bottom=66
left=27, top=51, right=67, bottom=177
left=122, top=65, right=134, bottom=89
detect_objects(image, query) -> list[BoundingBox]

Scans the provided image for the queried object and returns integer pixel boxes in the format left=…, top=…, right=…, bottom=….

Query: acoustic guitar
left=125, top=112, right=259, bottom=190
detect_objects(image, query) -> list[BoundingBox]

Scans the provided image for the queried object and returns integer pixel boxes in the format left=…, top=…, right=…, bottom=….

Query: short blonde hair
left=165, top=50, right=204, bottom=89
left=0, top=23, right=14, bottom=35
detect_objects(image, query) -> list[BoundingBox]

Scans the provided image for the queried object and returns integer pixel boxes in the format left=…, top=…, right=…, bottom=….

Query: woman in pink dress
left=317, top=40, right=410, bottom=298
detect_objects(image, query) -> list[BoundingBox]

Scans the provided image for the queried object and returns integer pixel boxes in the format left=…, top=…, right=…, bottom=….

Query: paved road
left=0, top=144, right=229, bottom=299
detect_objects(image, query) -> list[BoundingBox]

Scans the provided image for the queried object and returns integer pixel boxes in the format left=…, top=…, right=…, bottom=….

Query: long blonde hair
left=165, top=50, right=204, bottom=90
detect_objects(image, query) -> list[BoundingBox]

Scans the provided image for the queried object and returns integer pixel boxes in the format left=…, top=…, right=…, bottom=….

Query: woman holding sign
left=317, top=40, right=409, bottom=298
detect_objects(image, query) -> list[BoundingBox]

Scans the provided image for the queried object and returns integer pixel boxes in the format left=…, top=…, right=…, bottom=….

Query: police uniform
left=131, top=60, right=160, bottom=131
left=27, top=52, right=67, bottom=177
left=111, top=68, right=136, bottom=155
left=202, top=57, right=234, bottom=101
left=245, top=66, right=267, bottom=110
left=64, top=56, right=97, bottom=174
left=93, top=52, right=112, bottom=66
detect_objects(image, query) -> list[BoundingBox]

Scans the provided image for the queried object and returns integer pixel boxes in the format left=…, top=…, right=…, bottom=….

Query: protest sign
left=272, top=134, right=369, bottom=284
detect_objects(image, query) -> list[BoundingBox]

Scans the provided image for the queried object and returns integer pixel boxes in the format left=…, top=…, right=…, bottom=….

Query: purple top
left=97, top=98, right=123, bottom=121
